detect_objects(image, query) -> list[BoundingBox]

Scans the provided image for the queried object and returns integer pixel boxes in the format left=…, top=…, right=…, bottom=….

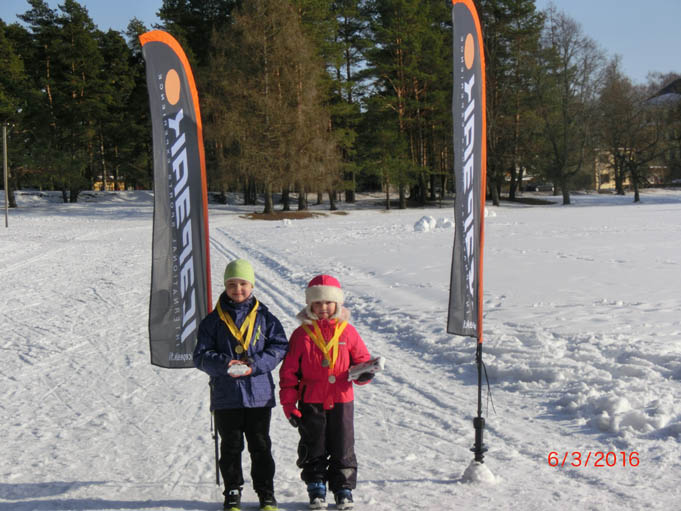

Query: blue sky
left=535, top=0, right=681, bottom=84
left=0, top=0, right=162, bottom=33
left=1, top=0, right=679, bottom=85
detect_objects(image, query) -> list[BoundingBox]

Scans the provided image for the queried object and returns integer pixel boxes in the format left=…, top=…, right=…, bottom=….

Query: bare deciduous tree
left=597, top=57, right=662, bottom=201
left=533, top=6, right=604, bottom=204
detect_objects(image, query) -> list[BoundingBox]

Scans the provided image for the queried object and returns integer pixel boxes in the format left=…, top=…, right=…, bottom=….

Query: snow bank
left=413, top=215, right=454, bottom=232
left=413, top=207, right=496, bottom=232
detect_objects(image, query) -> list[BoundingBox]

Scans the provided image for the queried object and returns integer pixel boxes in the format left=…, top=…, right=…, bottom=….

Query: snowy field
left=1, top=189, right=680, bottom=510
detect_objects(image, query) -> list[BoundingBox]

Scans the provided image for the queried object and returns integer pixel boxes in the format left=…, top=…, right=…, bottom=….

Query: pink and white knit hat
left=305, top=275, right=344, bottom=305
left=297, top=275, right=349, bottom=324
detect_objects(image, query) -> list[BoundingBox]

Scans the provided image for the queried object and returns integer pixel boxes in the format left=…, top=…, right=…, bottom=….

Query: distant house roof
left=647, top=78, right=681, bottom=106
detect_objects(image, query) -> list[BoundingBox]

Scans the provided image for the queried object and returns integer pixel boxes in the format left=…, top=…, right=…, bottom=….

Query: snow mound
left=414, top=215, right=437, bottom=232
left=556, top=391, right=674, bottom=436
left=414, top=211, right=493, bottom=231
left=436, top=217, right=454, bottom=229
left=462, top=460, right=496, bottom=484
left=414, top=215, right=453, bottom=232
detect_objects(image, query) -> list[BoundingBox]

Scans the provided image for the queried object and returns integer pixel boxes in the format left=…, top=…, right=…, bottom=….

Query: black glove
left=288, top=415, right=301, bottom=428
left=357, top=372, right=374, bottom=383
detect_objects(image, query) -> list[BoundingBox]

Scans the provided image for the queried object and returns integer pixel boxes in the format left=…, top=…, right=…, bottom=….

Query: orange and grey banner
left=140, top=31, right=212, bottom=368
left=447, top=0, right=486, bottom=342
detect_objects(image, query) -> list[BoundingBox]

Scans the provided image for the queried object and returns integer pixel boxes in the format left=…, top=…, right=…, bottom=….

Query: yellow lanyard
left=217, top=299, right=260, bottom=354
left=302, top=320, right=347, bottom=371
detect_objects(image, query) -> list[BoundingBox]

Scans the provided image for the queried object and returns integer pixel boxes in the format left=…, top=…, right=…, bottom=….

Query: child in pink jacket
left=279, top=275, right=374, bottom=510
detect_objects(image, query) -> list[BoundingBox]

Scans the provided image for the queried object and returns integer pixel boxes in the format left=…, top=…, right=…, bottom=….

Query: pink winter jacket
left=279, top=314, right=371, bottom=410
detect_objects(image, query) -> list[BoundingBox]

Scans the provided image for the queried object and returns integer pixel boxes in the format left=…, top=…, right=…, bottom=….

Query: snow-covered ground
left=1, top=189, right=680, bottom=510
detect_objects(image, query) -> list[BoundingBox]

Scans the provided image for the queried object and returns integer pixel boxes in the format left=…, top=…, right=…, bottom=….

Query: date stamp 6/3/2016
left=548, top=451, right=639, bottom=468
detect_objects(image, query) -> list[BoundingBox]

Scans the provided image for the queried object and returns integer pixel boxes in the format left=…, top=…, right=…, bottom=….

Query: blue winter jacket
left=193, top=292, right=288, bottom=410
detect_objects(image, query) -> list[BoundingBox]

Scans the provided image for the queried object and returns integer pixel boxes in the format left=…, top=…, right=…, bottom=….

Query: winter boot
left=224, top=488, right=242, bottom=511
left=258, top=492, right=278, bottom=511
left=307, top=481, right=327, bottom=509
left=334, top=489, right=354, bottom=510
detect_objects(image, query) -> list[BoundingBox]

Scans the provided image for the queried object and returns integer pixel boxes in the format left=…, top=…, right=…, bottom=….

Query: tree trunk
left=69, top=186, right=81, bottom=203
left=246, top=178, right=257, bottom=205
left=488, top=169, right=500, bottom=206
left=508, top=164, right=518, bottom=201
left=282, top=186, right=290, bottom=211
left=398, top=184, right=407, bottom=209
left=615, top=167, right=625, bottom=195
left=7, top=167, right=18, bottom=208
left=328, top=189, right=337, bottom=210
left=100, top=133, right=107, bottom=191
left=7, top=176, right=17, bottom=208
left=631, top=168, right=641, bottom=202
left=298, top=185, right=308, bottom=210
left=263, top=181, right=274, bottom=214
left=516, top=166, right=524, bottom=196
left=490, top=180, right=500, bottom=206
left=345, top=170, right=355, bottom=203
left=114, top=146, right=120, bottom=190
left=561, top=180, right=571, bottom=205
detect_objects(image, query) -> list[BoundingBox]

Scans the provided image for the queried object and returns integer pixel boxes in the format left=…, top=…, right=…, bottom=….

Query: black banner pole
left=472, top=343, right=487, bottom=462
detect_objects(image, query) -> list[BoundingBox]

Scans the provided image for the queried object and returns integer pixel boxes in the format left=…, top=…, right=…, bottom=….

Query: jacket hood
left=296, top=304, right=351, bottom=325
left=219, top=291, right=257, bottom=312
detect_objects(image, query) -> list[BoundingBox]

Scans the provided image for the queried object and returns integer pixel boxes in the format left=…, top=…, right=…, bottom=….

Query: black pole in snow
left=471, top=342, right=487, bottom=462
left=212, top=411, right=220, bottom=486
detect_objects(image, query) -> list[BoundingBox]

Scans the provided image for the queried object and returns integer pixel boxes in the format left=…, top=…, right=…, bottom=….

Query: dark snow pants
left=297, top=401, right=357, bottom=492
left=214, top=407, right=275, bottom=496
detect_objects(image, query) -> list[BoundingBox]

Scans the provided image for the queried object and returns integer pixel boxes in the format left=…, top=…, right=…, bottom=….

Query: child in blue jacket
left=194, top=259, right=288, bottom=511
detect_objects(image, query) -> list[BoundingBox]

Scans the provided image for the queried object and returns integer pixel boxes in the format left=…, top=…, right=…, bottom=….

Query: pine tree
left=18, top=0, right=106, bottom=202
left=475, top=0, right=543, bottom=204
left=157, top=0, right=239, bottom=71
left=0, top=21, right=30, bottom=207
left=364, top=0, right=451, bottom=207
left=327, top=1, right=370, bottom=203
left=202, top=0, right=338, bottom=213
left=96, top=29, right=139, bottom=191
left=125, top=18, right=154, bottom=189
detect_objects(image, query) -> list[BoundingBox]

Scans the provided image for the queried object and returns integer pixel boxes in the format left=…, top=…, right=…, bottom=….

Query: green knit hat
left=224, top=259, right=255, bottom=286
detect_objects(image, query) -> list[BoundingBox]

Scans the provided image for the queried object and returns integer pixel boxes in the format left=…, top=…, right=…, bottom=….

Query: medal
left=302, top=321, right=348, bottom=374
left=328, top=375, right=336, bottom=384
left=217, top=299, right=260, bottom=358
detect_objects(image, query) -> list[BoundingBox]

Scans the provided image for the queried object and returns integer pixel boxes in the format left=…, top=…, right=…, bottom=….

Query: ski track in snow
left=2, top=190, right=681, bottom=510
